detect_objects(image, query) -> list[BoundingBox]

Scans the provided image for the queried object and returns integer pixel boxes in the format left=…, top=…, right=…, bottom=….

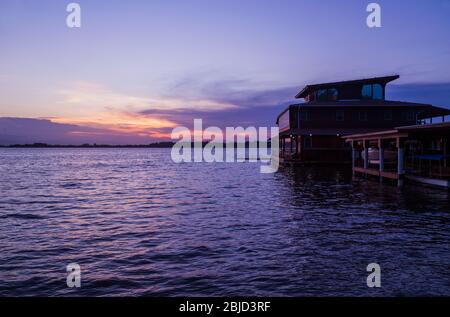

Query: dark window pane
left=406, top=111, right=415, bottom=121
left=384, top=110, right=392, bottom=120
left=402, top=111, right=415, bottom=121
left=362, top=84, right=372, bottom=99
left=317, top=89, right=328, bottom=101
left=336, top=110, right=345, bottom=121
left=299, top=110, right=309, bottom=121
left=328, top=88, right=339, bottom=101
left=373, top=84, right=383, bottom=100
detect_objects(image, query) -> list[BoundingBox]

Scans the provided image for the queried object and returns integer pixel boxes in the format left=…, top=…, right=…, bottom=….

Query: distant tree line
left=0, top=142, right=176, bottom=148
left=0, top=140, right=272, bottom=148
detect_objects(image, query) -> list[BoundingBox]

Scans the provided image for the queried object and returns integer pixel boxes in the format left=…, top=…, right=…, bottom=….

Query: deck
left=345, top=122, right=450, bottom=188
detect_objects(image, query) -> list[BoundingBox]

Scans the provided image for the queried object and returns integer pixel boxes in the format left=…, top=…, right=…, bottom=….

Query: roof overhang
left=397, top=121, right=450, bottom=132
left=295, top=75, right=400, bottom=99
left=416, top=106, right=450, bottom=119
left=344, top=130, right=408, bottom=142
left=344, top=122, right=450, bottom=142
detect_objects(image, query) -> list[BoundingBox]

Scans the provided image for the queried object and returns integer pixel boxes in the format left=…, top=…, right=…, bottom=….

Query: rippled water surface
left=0, top=148, right=449, bottom=296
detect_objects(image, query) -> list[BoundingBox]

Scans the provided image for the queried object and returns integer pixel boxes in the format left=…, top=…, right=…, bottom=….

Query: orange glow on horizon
left=50, top=112, right=177, bottom=138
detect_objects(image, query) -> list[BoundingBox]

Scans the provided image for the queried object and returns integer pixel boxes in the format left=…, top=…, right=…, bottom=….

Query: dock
left=345, top=122, right=450, bottom=188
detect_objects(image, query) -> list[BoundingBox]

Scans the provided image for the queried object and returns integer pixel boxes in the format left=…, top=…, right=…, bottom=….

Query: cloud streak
left=44, top=78, right=298, bottom=140
left=58, top=81, right=239, bottom=113
left=139, top=77, right=298, bottom=129
left=0, top=117, right=158, bottom=145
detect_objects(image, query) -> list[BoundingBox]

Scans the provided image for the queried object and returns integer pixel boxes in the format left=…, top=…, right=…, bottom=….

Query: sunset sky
left=1, top=0, right=450, bottom=144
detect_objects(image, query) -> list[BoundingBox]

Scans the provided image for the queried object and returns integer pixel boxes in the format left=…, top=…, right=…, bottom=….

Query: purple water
left=0, top=148, right=449, bottom=296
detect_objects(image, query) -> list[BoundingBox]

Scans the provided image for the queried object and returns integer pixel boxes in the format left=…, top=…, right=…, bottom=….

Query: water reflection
left=0, top=149, right=449, bottom=296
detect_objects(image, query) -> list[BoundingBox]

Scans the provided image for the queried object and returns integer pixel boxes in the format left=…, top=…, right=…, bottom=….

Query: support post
left=351, top=141, right=357, bottom=176
left=290, top=137, right=293, bottom=154
left=378, top=139, right=384, bottom=183
left=299, top=136, right=303, bottom=161
left=444, top=138, right=447, bottom=168
left=363, top=140, right=369, bottom=170
left=397, top=138, right=405, bottom=187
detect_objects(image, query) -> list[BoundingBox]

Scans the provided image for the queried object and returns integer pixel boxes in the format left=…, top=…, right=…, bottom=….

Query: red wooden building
left=276, top=75, right=450, bottom=164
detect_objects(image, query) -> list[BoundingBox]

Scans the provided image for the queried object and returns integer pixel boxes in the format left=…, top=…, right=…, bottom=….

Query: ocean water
left=0, top=148, right=449, bottom=296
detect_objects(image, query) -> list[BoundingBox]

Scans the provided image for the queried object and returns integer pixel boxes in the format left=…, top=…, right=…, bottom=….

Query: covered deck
left=345, top=122, right=450, bottom=188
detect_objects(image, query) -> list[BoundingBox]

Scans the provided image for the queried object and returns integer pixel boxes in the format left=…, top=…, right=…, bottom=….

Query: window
left=305, top=94, right=315, bottom=102
left=362, top=85, right=372, bottom=99
left=304, top=136, right=312, bottom=149
left=278, top=111, right=290, bottom=131
left=284, top=138, right=292, bottom=153
left=336, top=110, right=345, bottom=121
left=403, top=111, right=415, bottom=121
left=316, top=89, right=328, bottom=101
left=315, top=88, right=339, bottom=101
left=299, top=110, right=309, bottom=121
left=359, top=111, right=368, bottom=121
left=362, top=84, right=384, bottom=100
left=383, top=110, right=392, bottom=121
left=373, top=84, right=383, bottom=100
left=329, top=88, right=339, bottom=101
left=430, top=140, right=442, bottom=151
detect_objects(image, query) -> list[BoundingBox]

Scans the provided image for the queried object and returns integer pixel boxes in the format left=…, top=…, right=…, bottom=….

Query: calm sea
left=0, top=148, right=449, bottom=296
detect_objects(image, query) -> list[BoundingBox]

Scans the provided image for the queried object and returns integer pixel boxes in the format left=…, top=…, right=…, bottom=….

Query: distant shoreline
left=0, top=142, right=175, bottom=148
left=0, top=141, right=271, bottom=148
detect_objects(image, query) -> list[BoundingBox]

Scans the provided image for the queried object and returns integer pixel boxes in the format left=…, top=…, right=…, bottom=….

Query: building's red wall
left=292, top=106, right=418, bottom=130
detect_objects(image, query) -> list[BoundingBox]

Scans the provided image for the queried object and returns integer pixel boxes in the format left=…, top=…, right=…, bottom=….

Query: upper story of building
left=276, top=75, right=450, bottom=135
left=295, top=75, right=399, bottom=103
